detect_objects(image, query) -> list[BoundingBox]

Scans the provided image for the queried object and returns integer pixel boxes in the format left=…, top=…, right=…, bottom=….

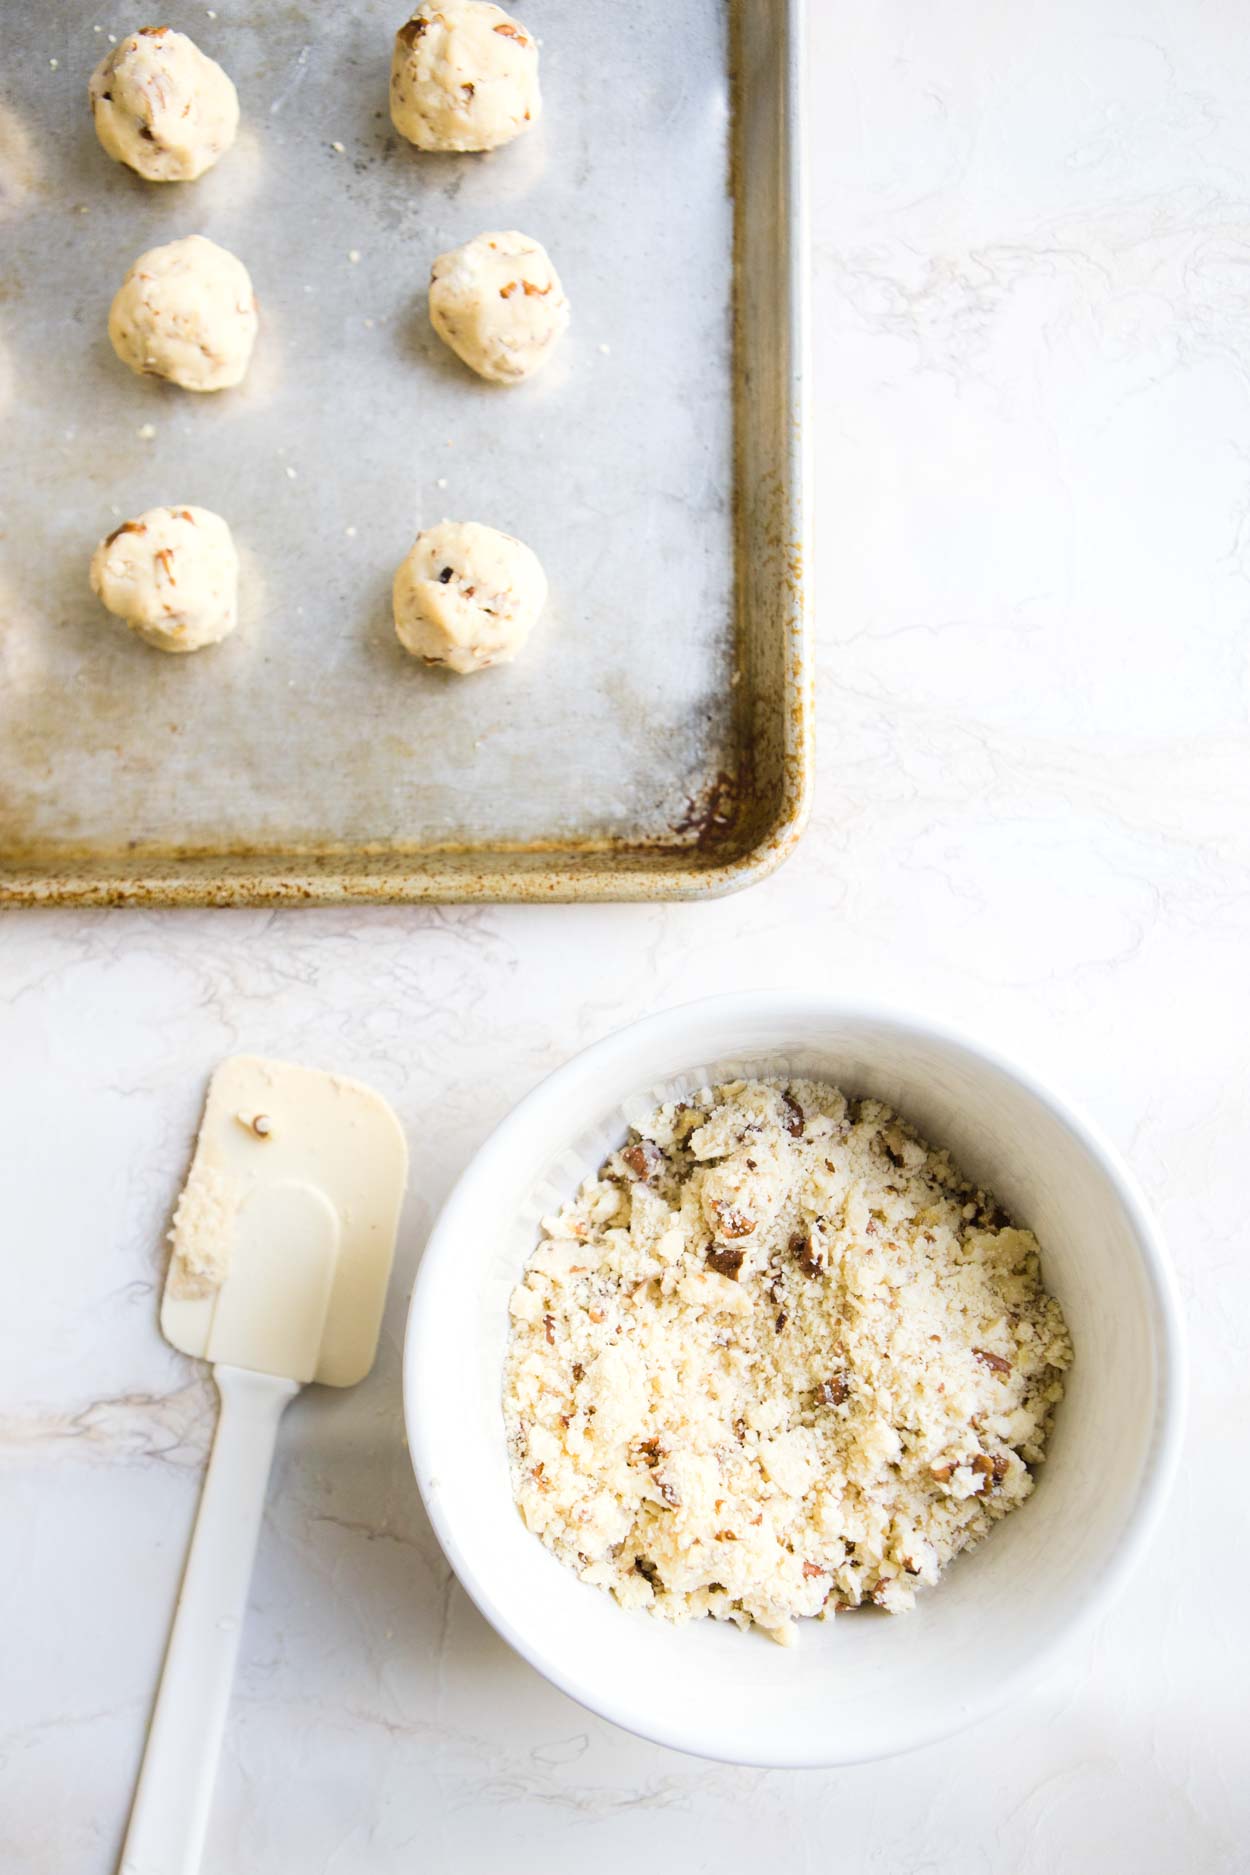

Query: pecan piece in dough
left=791, top=1229, right=823, bottom=1278
left=622, top=1139, right=663, bottom=1182
left=709, top=1199, right=754, bottom=1240
left=706, top=1244, right=745, bottom=1280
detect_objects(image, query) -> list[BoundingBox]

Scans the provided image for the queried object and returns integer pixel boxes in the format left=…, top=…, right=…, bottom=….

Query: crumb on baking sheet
left=502, top=1079, right=1071, bottom=1646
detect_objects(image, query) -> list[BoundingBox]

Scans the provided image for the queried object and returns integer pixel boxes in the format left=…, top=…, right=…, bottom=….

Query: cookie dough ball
left=88, top=27, right=239, bottom=183
left=109, top=235, right=258, bottom=392
left=430, top=231, right=569, bottom=384
left=393, top=520, right=545, bottom=673
left=390, top=1, right=540, bottom=153
left=89, top=506, right=239, bottom=653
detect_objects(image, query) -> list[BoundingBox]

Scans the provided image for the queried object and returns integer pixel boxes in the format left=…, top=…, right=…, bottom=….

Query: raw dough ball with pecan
left=88, top=26, right=239, bottom=183
left=429, top=231, right=569, bottom=384
left=390, top=1, right=539, bottom=153
left=108, top=235, right=258, bottom=392
left=393, top=520, right=546, bottom=673
left=89, top=506, right=238, bottom=653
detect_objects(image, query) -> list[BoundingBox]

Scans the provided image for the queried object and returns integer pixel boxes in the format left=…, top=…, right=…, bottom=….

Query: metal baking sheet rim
left=0, top=1, right=812, bottom=909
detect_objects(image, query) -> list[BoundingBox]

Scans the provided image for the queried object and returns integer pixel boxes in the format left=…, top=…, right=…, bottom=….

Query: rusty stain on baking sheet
left=673, top=769, right=742, bottom=848
left=0, top=0, right=810, bottom=908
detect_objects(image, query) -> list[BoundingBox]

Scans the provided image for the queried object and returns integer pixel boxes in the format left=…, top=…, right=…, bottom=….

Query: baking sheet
left=0, top=0, right=809, bottom=904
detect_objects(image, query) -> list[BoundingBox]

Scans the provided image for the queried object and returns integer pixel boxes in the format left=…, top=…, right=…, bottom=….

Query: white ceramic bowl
left=404, top=993, right=1185, bottom=1767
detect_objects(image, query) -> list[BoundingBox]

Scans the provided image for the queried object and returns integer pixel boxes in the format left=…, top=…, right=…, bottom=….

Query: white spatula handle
left=120, top=1364, right=299, bottom=1875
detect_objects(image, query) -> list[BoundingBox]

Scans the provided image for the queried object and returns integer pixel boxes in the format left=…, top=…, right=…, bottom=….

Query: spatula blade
left=161, top=1057, right=407, bottom=1387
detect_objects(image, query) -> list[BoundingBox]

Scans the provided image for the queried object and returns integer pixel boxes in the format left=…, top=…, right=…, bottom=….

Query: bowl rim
left=402, top=990, right=1188, bottom=1767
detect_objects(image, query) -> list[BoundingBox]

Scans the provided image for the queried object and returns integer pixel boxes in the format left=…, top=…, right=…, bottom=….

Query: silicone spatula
left=120, top=1057, right=408, bottom=1875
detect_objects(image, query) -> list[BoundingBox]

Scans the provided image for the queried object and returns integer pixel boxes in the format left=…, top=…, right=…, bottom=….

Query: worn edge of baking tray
left=0, top=0, right=811, bottom=909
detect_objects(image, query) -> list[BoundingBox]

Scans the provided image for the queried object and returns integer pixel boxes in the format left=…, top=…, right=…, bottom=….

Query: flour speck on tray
left=503, top=1079, right=1072, bottom=1646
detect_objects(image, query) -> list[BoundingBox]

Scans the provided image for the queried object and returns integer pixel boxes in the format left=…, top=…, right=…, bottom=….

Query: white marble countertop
left=4, top=1, right=1250, bottom=1869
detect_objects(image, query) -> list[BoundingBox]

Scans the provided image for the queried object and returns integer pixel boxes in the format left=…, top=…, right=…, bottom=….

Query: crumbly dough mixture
left=167, top=1162, right=242, bottom=1298
left=503, top=1079, right=1072, bottom=1646
left=109, top=235, right=258, bottom=393
left=88, top=26, right=239, bottom=183
left=89, top=505, right=238, bottom=652
left=393, top=519, right=546, bottom=672
left=430, top=231, right=569, bottom=384
left=390, top=1, right=540, bottom=153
